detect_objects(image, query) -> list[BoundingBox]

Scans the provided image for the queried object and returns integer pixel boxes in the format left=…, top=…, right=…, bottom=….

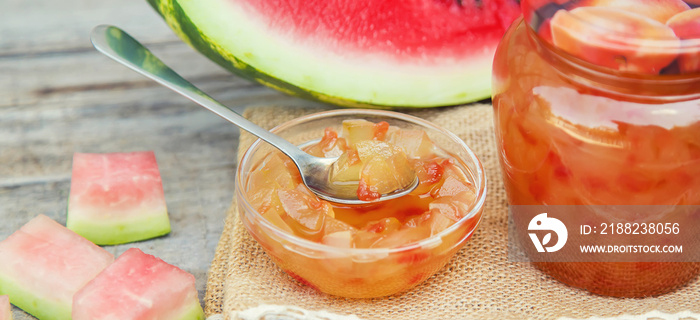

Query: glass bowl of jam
left=235, top=109, right=487, bottom=298
left=493, top=0, right=700, bottom=297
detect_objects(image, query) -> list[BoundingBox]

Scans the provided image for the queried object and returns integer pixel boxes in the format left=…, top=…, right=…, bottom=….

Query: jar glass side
left=492, top=17, right=700, bottom=297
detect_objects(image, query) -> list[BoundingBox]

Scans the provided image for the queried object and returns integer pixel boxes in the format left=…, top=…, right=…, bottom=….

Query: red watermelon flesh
left=72, top=248, right=205, bottom=320
left=242, top=0, right=521, bottom=60
left=0, top=215, right=114, bottom=320
left=67, top=151, right=171, bottom=245
left=0, top=295, right=10, bottom=320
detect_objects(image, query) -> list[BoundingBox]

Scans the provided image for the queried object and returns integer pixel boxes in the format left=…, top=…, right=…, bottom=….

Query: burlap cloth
left=204, top=104, right=700, bottom=320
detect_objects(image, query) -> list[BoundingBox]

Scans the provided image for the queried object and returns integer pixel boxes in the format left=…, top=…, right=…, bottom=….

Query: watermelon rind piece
left=0, top=215, right=114, bottom=320
left=146, top=0, right=499, bottom=108
left=72, top=248, right=204, bottom=320
left=66, top=152, right=171, bottom=245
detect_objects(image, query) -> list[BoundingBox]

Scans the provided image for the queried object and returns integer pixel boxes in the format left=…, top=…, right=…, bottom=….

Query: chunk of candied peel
left=355, top=140, right=415, bottom=201
left=278, top=185, right=335, bottom=239
left=341, top=119, right=390, bottom=146
left=247, top=152, right=300, bottom=210
left=386, top=128, right=436, bottom=159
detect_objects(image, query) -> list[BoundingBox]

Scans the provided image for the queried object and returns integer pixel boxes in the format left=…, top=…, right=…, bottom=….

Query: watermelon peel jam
left=236, top=109, right=486, bottom=298
left=493, top=0, right=700, bottom=297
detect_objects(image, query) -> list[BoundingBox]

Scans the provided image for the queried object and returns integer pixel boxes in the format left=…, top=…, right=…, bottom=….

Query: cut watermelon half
left=147, top=0, right=521, bottom=108
left=0, top=295, right=10, bottom=320
left=0, top=215, right=114, bottom=320
left=72, top=248, right=205, bottom=320
left=67, top=151, right=171, bottom=245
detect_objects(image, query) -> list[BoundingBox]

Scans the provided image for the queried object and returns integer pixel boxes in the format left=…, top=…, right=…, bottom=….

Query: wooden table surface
left=1, top=0, right=314, bottom=318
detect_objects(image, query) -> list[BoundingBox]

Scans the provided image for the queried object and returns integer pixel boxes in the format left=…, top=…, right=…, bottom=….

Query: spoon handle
left=90, top=25, right=310, bottom=161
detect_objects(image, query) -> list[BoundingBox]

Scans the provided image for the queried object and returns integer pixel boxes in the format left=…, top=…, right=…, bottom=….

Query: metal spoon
left=90, top=25, right=418, bottom=205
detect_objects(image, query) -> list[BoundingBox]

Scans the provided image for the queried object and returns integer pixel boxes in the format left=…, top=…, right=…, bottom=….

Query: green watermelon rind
left=0, top=274, right=71, bottom=320
left=146, top=0, right=493, bottom=108
left=67, top=209, right=171, bottom=245
left=173, top=299, right=206, bottom=320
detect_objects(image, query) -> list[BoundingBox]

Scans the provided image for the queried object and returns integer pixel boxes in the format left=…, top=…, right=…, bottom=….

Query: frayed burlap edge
left=205, top=104, right=700, bottom=320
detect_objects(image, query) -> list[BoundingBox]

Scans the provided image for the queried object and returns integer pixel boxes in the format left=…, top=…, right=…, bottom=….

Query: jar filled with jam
left=492, top=0, right=700, bottom=297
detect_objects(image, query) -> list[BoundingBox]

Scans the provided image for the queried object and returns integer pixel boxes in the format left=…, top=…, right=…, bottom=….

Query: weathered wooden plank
left=0, top=40, right=274, bottom=107
left=0, top=0, right=177, bottom=56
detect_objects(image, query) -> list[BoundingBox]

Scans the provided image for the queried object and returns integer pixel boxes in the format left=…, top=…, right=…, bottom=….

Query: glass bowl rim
left=236, top=108, right=487, bottom=255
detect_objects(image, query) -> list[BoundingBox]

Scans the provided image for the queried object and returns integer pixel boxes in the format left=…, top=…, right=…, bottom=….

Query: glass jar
left=492, top=1, right=700, bottom=297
